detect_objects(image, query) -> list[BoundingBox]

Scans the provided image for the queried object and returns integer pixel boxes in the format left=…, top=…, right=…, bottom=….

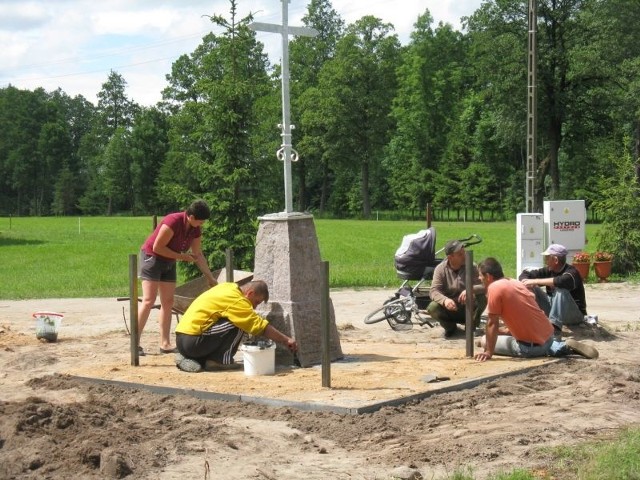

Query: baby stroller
left=364, top=227, right=482, bottom=331
left=395, top=226, right=440, bottom=284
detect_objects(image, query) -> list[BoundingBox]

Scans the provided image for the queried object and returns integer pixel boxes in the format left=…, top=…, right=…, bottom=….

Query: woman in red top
left=137, top=199, right=217, bottom=355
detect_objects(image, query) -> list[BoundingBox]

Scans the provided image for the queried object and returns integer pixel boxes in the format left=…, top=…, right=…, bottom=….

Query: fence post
left=225, top=248, right=234, bottom=282
left=465, top=250, right=474, bottom=358
left=321, top=261, right=331, bottom=388
left=129, top=254, right=139, bottom=366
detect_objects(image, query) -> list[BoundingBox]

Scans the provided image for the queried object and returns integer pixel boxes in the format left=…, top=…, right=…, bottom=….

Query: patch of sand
left=0, top=283, right=639, bottom=479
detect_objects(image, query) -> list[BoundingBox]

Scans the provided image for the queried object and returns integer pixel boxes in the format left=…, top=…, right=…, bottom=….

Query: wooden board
left=172, top=269, right=253, bottom=314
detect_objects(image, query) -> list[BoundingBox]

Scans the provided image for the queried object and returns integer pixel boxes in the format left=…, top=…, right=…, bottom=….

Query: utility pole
left=526, top=0, right=538, bottom=212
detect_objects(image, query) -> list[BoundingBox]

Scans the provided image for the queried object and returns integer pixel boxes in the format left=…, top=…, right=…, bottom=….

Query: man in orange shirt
left=474, top=257, right=598, bottom=362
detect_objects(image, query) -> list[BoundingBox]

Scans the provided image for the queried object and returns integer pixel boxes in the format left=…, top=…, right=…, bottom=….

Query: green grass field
left=316, top=220, right=519, bottom=288
left=0, top=216, right=603, bottom=299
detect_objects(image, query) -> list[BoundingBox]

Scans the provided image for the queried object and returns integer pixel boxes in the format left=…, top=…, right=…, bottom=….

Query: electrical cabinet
left=516, top=213, right=544, bottom=275
left=543, top=200, right=587, bottom=261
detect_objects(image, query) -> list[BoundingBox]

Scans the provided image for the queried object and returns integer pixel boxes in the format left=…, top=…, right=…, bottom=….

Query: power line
left=1, top=56, right=184, bottom=86
left=9, top=31, right=211, bottom=71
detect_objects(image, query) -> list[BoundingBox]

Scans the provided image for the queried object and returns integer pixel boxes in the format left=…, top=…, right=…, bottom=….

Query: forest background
left=1, top=0, right=639, bottom=274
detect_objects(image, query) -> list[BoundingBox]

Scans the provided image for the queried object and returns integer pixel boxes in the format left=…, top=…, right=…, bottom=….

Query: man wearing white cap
left=518, top=243, right=587, bottom=337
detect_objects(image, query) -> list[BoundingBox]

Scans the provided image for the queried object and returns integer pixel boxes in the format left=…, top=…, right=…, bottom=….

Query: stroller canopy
left=394, top=226, right=438, bottom=279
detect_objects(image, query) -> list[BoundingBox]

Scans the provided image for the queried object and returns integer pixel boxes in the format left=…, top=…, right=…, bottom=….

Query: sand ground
left=1, top=282, right=639, bottom=479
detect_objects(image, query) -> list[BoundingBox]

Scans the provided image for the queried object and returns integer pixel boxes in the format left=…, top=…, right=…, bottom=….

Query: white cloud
left=0, top=0, right=483, bottom=106
left=0, top=2, right=50, bottom=31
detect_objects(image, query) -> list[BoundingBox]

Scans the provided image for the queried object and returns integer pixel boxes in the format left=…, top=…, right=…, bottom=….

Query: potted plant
left=593, top=251, right=613, bottom=262
left=593, top=251, right=613, bottom=282
left=571, top=252, right=591, bottom=280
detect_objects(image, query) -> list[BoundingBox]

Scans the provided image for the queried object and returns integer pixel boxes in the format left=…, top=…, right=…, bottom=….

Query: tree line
left=1, top=0, right=639, bottom=271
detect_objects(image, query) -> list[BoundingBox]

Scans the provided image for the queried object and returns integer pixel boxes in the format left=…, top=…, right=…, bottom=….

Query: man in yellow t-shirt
left=174, top=280, right=297, bottom=373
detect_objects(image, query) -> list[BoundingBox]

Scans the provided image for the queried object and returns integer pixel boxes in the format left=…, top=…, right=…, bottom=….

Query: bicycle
left=364, top=229, right=482, bottom=332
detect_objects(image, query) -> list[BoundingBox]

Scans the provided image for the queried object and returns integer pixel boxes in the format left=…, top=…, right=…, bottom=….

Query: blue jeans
left=532, top=287, right=584, bottom=329
left=493, top=335, right=570, bottom=358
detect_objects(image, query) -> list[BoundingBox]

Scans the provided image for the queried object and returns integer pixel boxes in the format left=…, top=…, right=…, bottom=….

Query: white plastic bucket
left=241, top=341, right=276, bottom=376
left=33, top=312, right=64, bottom=342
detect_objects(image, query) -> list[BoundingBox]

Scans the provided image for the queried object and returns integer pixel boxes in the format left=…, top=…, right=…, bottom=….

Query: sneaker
left=565, top=339, right=599, bottom=359
left=584, top=315, right=599, bottom=325
left=443, top=328, right=458, bottom=339
left=138, top=346, right=146, bottom=357
left=174, top=352, right=184, bottom=365
left=176, top=355, right=203, bottom=373
left=204, top=359, right=243, bottom=371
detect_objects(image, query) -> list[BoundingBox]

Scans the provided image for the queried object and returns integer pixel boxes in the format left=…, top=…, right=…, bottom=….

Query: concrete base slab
left=64, top=338, right=556, bottom=414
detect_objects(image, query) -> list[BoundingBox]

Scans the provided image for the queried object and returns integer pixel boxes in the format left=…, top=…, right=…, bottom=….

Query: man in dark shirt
left=518, top=244, right=587, bottom=337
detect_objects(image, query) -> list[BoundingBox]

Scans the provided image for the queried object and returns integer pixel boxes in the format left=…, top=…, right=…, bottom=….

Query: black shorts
left=176, top=319, right=244, bottom=364
left=138, top=250, right=177, bottom=282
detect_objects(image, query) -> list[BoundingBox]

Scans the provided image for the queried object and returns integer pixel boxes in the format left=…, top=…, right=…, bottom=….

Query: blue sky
left=0, top=0, right=483, bottom=106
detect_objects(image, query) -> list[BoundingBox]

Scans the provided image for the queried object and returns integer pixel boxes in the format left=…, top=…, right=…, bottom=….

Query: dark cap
left=444, top=240, right=464, bottom=256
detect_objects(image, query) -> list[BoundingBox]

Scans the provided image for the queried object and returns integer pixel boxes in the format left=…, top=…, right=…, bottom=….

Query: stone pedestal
left=253, top=212, right=343, bottom=367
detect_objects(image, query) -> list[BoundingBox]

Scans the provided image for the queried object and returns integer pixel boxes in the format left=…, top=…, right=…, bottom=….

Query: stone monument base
left=253, top=212, right=343, bottom=367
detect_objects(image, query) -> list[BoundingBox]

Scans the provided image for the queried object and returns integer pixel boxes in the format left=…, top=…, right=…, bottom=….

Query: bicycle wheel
left=364, top=297, right=410, bottom=324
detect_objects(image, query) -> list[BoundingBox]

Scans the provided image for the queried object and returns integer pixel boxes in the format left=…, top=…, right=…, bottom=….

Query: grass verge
left=0, top=216, right=608, bottom=299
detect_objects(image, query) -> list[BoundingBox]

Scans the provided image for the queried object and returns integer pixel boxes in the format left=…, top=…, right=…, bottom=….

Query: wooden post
left=465, top=250, right=475, bottom=358
left=225, top=248, right=234, bottom=282
left=152, top=215, right=157, bottom=231
left=129, top=254, right=139, bottom=366
left=426, top=203, right=432, bottom=228
left=321, top=261, right=331, bottom=387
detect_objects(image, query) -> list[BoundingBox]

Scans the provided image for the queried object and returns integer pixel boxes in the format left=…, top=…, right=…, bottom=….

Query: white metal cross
left=250, top=1, right=318, bottom=213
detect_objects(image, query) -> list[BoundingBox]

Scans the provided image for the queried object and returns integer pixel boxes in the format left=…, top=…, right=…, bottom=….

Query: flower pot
left=593, top=261, right=612, bottom=283
left=572, top=262, right=590, bottom=281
